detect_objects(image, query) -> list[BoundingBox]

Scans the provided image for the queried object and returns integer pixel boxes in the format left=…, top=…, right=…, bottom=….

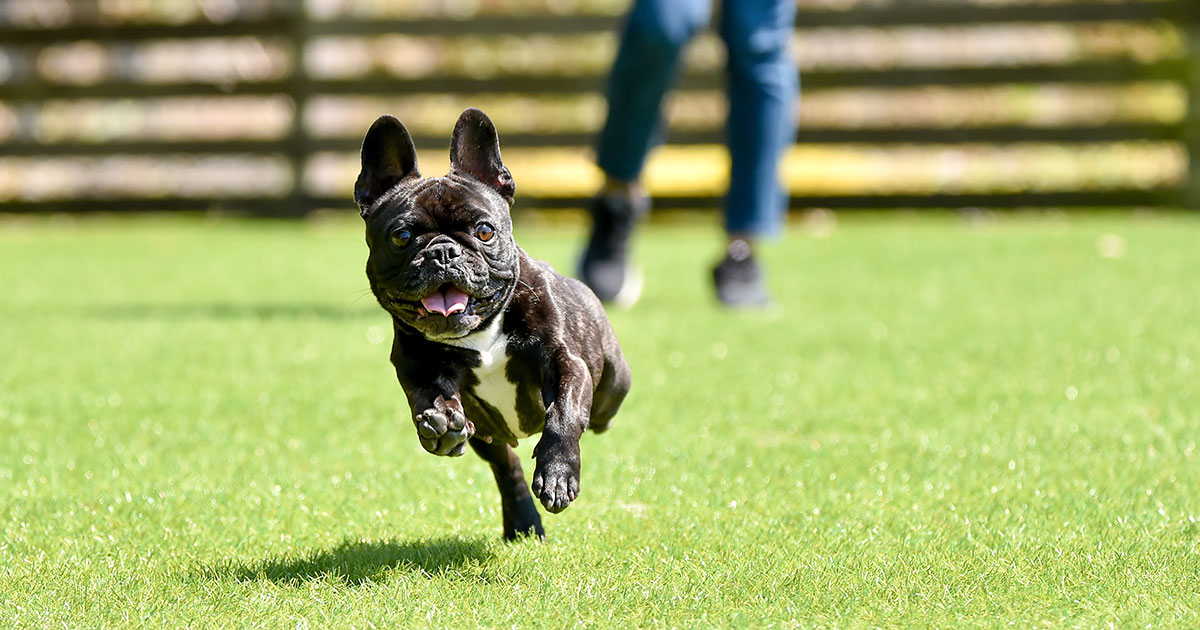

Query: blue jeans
left=595, top=0, right=798, bottom=237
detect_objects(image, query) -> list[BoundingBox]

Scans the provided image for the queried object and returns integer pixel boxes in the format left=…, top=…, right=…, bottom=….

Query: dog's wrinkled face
left=355, top=109, right=519, bottom=341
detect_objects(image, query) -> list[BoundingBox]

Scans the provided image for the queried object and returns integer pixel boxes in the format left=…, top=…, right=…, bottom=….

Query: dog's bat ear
left=449, top=108, right=515, bottom=207
left=355, top=115, right=420, bottom=216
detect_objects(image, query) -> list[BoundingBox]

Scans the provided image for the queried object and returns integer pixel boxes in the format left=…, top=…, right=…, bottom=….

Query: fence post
left=285, top=2, right=312, bottom=217
left=1186, top=7, right=1200, bottom=209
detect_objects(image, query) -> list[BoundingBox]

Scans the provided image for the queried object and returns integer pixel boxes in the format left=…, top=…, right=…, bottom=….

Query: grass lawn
left=1, top=211, right=1198, bottom=628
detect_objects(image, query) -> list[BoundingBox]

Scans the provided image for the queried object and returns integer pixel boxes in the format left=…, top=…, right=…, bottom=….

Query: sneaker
left=578, top=191, right=647, bottom=306
left=712, top=239, right=771, bottom=308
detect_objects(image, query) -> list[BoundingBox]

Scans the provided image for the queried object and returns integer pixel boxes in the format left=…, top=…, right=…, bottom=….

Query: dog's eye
left=474, top=223, right=495, bottom=242
left=390, top=229, right=411, bottom=248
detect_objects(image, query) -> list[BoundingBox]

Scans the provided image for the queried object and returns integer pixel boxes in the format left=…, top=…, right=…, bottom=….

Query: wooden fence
left=0, top=0, right=1197, bottom=214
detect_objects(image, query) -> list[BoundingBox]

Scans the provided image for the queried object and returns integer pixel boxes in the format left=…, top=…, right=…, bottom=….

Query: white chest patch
left=443, top=317, right=529, bottom=439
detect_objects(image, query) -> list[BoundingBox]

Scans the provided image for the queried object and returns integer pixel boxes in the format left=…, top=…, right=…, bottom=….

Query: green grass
left=1, top=211, right=1198, bottom=628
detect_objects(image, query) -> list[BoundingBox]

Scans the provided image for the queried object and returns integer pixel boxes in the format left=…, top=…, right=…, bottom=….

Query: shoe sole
left=610, top=265, right=643, bottom=309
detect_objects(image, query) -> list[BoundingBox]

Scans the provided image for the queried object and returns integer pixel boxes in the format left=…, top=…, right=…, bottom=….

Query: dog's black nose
left=425, top=241, right=462, bottom=266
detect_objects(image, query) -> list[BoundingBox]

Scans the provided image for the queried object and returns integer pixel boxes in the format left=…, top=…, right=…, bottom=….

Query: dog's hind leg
left=588, top=353, right=631, bottom=434
left=469, top=436, right=544, bottom=541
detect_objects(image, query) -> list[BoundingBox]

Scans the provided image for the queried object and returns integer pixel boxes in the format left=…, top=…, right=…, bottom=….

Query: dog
left=353, top=108, right=632, bottom=540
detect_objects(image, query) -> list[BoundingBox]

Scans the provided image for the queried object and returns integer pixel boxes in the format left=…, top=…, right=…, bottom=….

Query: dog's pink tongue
left=420, top=286, right=469, bottom=316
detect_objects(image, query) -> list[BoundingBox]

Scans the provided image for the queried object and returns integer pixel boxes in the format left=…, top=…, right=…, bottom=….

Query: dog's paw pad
left=415, top=409, right=448, bottom=439
left=414, top=396, right=473, bottom=456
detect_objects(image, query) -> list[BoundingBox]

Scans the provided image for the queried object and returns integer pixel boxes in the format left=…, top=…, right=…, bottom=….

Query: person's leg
left=581, top=0, right=711, bottom=305
left=595, top=0, right=712, bottom=183
left=721, top=0, right=797, bottom=238
left=713, top=0, right=798, bottom=306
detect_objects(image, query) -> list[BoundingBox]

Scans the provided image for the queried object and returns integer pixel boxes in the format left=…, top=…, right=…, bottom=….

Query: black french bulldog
left=353, top=108, right=632, bottom=540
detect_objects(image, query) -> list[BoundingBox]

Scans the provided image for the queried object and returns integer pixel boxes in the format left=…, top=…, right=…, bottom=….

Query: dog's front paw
left=531, top=448, right=580, bottom=514
left=414, top=395, right=474, bottom=456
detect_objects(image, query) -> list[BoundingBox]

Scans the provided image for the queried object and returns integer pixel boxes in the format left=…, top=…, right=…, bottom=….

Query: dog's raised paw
left=414, top=395, right=474, bottom=456
left=531, top=455, right=580, bottom=513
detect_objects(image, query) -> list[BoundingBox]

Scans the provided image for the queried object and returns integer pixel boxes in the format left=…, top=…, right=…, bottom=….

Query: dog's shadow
left=210, top=536, right=493, bottom=587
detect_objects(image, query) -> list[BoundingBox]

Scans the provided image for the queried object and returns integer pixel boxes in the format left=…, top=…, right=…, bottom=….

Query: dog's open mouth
left=414, top=283, right=502, bottom=318
left=418, top=283, right=469, bottom=317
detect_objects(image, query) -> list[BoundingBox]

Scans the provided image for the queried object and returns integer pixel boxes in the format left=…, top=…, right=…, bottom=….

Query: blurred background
left=0, top=0, right=1197, bottom=215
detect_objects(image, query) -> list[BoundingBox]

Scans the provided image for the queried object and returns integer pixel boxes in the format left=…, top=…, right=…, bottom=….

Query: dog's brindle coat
left=354, top=109, right=631, bottom=539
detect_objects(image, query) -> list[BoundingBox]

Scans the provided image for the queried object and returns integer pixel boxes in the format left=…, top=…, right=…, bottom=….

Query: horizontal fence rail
left=2, top=2, right=1194, bottom=41
left=0, top=0, right=1197, bottom=214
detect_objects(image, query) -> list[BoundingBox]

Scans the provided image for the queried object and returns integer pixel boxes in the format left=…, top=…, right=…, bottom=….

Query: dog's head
left=355, top=108, right=519, bottom=341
